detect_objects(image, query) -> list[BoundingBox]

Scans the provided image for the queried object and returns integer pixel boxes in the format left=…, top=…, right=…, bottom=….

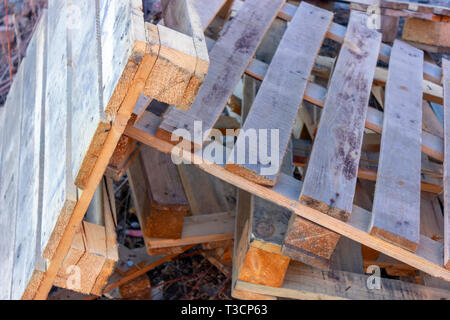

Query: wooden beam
left=370, top=41, right=423, bottom=252
left=226, top=2, right=333, bottom=186
left=299, top=11, right=381, bottom=221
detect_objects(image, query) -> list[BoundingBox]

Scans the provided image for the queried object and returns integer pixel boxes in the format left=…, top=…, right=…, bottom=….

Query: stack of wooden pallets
left=124, top=0, right=450, bottom=299
left=1, top=0, right=450, bottom=300
left=0, top=0, right=212, bottom=299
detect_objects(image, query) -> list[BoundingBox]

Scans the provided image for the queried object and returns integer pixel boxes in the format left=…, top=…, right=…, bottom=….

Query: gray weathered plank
left=41, top=0, right=77, bottom=260
left=70, top=0, right=103, bottom=188
left=226, top=2, right=333, bottom=185
left=11, top=12, right=47, bottom=300
left=299, top=11, right=381, bottom=221
left=157, top=0, right=285, bottom=146
left=0, top=55, right=25, bottom=300
left=370, top=41, right=423, bottom=252
left=443, top=58, right=450, bottom=269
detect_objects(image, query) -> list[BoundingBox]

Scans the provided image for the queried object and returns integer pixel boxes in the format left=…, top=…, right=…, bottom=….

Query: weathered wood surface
left=0, top=56, right=25, bottom=300
left=125, top=114, right=450, bottom=281
left=226, top=2, right=332, bottom=186
left=161, top=0, right=210, bottom=109
left=370, top=41, right=423, bottom=252
left=11, top=12, right=47, bottom=300
left=403, top=18, right=450, bottom=49
left=235, top=262, right=450, bottom=300
left=443, top=58, right=450, bottom=269
left=299, top=11, right=381, bottom=221
left=158, top=0, right=285, bottom=146
left=41, top=0, right=77, bottom=260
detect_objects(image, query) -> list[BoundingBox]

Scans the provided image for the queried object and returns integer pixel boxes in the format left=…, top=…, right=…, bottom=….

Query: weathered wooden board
left=157, top=0, right=285, bottom=146
left=226, top=2, right=332, bottom=186
left=75, top=0, right=147, bottom=189
left=41, top=0, right=77, bottom=260
left=11, top=12, right=47, bottom=300
left=235, top=262, right=450, bottom=300
left=370, top=41, right=423, bottom=252
left=299, top=11, right=381, bottom=221
left=443, top=58, right=450, bottom=269
left=70, top=0, right=103, bottom=190
left=0, top=57, right=25, bottom=300
left=192, top=0, right=230, bottom=30
left=403, top=18, right=450, bottom=49
left=126, top=117, right=450, bottom=281
left=161, top=0, right=210, bottom=109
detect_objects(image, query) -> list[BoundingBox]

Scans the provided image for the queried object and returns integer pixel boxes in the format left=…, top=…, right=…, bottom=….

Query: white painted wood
left=443, top=58, right=450, bottom=269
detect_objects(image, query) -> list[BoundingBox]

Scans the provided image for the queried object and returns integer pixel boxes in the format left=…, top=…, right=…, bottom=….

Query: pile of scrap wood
left=1, top=0, right=450, bottom=300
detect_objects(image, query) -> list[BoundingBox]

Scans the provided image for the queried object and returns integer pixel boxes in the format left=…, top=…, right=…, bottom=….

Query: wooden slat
left=299, top=11, right=381, bottom=221
left=41, top=0, right=77, bottom=260
left=157, top=0, right=286, bottom=146
left=124, top=122, right=450, bottom=280
left=226, top=2, right=333, bottom=186
left=70, top=0, right=104, bottom=189
left=11, top=12, right=47, bottom=300
left=370, top=41, right=423, bottom=252
left=247, top=58, right=444, bottom=163
left=235, top=262, right=450, bottom=300
left=0, top=55, right=25, bottom=300
left=75, top=0, right=148, bottom=189
left=161, top=0, right=210, bottom=109
left=443, top=58, right=450, bottom=269
left=278, top=2, right=443, bottom=85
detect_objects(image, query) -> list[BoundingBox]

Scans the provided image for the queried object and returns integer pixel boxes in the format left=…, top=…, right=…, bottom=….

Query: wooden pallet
left=124, top=0, right=450, bottom=287
left=0, top=0, right=216, bottom=300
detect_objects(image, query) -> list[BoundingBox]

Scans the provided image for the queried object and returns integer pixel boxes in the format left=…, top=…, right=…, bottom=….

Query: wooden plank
left=74, top=0, right=148, bottom=189
left=41, top=0, right=77, bottom=260
left=444, top=58, right=450, bottom=269
left=146, top=211, right=235, bottom=248
left=33, top=8, right=158, bottom=300
left=11, top=12, right=47, bottom=300
left=91, top=178, right=119, bottom=296
left=0, top=57, right=25, bottom=300
left=403, top=18, right=450, bottom=49
left=278, top=2, right=443, bottom=85
left=70, top=0, right=104, bottom=189
left=157, top=0, right=286, bottom=147
left=226, top=2, right=333, bottom=186
left=235, top=262, right=450, bottom=300
left=370, top=41, right=423, bottom=252
left=161, top=0, right=210, bottom=109
left=177, top=164, right=230, bottom=215
left=192, top=0, right=229, bottom=30
left=299, top=11, right=381, bottom=221
left=143, top=24, right=197, bottom=106
left=124, top=118, right=450, bottom=281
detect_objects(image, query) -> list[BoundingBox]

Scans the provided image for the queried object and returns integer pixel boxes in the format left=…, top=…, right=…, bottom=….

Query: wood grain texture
left=370, top=41, right=423, bottom=252
left=157, top=0, right=285, bottom=146
left=41, top=0, right=77, bottom=260
left=403, top=18, right=450, bottom=48
left=300, top=11, right=381, bottom=221
left=443, top=58, right=450, bottom=269
left=226, top=2, right=332, bottom=185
